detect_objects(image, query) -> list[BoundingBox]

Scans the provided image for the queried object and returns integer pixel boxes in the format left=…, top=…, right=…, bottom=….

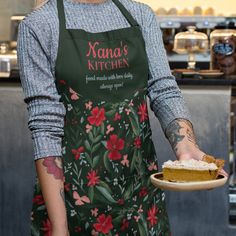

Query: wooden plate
left=150, top=172, right=228, bottom=191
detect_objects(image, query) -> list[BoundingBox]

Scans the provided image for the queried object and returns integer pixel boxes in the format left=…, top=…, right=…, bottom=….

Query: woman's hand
left=165, top=119, right=228, bottom=178
left=178, top=150, right=228, bottom=178
left=177, top=148, right=205, bottom=162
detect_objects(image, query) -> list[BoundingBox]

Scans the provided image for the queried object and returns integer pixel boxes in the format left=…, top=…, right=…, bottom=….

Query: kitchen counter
left=2, top=74, right=236, bottom=86
left=177, top=77, right=236, bottom=86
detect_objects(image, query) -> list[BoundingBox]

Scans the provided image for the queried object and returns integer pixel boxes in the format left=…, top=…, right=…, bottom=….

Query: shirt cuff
left=32, top=133, right=63, bottom=161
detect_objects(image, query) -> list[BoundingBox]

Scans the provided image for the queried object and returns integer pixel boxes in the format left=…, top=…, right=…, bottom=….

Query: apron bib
left=30, top=0, right=170, bottom=235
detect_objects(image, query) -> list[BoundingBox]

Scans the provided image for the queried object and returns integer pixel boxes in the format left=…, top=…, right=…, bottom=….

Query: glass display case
left=173, top=26, right=208, bottom=69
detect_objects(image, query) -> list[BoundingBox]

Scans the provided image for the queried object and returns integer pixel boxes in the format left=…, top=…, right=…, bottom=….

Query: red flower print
left=72, top=146, right=84, bottom=160
left=43, top=157, right=63, bottom=180
left=69, top=87, right=80, bottom=101
left=138, top=204, right=143, bottom=213
left=138, top=102, right=148, bottom=122
left=106, top=124, right=114, bottom=135
left=129, top=99, right=134, bottom=106
left=134, top=137, right=141, bottom=149
left=114, top=112, right=121, bottom=121
left=88, top=107, right=106, bottom=126
left=74, top=226, right=82, bottom=233
left=121, top=218, right=129, bottom=231
left=73, top=191, right=90, bottom=206
left=147, top=205, right=158, bottom=227
left=59, top=79, right=66, bottom=85
left=134, top=215, right=140, bottom=222
left=139, top=187, right=148, bottom=197
left=87, top=170, right=100, bottom=186
left=121, top=154, right=129, bottom=167
left=64, top=182, right=70, bottom=192
left=32, top=195, right=44, bottom=205
left=41, top=218, right=52, bottom=236
left=93, top=214, right=113, bottom=234
left=117, top=199, right=124, bottom=205
left=125, top=108, right=131, bottom=115
left=71, top=93, right=79, bottom=100
left=85, top=101, right=93, bottom=110
left=86, top=124, right=93, bottom=133
left=106, top=134, right=125, bottom=160
left=91, top=229, right=99, bottom=236
left=91, top=208, right=99, bottom=217
left=148, top=162, right=158, bottom=171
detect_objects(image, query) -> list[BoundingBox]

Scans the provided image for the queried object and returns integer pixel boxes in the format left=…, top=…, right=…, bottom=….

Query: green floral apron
left=30, top=0, right=171, bottom=235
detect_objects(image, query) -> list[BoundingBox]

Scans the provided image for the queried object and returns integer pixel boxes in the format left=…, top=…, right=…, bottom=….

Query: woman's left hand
left=178, top=149, right=228, bottom=178
left=166, top=119, right=229, bottom=178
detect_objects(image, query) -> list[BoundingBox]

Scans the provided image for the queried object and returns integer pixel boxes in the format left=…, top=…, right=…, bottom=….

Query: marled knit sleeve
left=17, top=21, right=66, bottom=161
left=142, top=6, right=192, bottom=133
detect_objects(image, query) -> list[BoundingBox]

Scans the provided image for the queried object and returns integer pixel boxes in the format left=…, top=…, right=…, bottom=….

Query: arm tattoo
left=42, top=157, right=64, bottom=180
left=165, top=120, right=185, bottom=152
left=166, top=119, right=198, bottom=151
left=186, top=128, right=198, bottom=147
left=60, top=188, right=65, bottom=202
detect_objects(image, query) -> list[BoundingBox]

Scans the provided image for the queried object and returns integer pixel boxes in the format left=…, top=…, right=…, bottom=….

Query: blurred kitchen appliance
left=0, top=42, right=17, bottom=78
left=10, top=15, right=25, bottom=50
left=0, top=15, right=24, bottom=78
left=173, top=26, right=208, bottom=69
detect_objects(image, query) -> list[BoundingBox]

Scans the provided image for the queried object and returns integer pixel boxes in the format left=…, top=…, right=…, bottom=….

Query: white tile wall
left=0, top=0, right=34, bottom=41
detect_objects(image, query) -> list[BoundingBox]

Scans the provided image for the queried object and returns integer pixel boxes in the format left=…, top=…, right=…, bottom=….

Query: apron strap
left=57, top=0, right=67, bottom=35
left=112, top=0, right=139, bottom=27
left=56, top=0, right=139, bottom=33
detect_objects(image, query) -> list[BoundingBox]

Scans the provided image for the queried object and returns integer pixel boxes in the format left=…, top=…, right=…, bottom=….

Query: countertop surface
left=1, top=75, right=236, bottom=86
left=176, top=77, right=236, bottom=86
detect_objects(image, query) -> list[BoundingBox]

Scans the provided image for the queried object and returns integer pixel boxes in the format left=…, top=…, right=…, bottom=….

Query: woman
left=17, top=0, right=223, bottom=235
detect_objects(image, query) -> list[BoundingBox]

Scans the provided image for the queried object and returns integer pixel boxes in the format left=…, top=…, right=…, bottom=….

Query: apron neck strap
left=57, top=0, right=67, bottom=34
left=111, top=0, right=139, bottom=27
left=56, top=0, right=139, bottom=33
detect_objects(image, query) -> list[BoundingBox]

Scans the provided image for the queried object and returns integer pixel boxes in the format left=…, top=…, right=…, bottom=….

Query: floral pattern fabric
left=30, top=81, right=171, bottom=236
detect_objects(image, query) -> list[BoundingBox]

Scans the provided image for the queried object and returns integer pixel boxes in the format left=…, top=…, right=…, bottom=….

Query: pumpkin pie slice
left=162, top=159, right=219, bottom=182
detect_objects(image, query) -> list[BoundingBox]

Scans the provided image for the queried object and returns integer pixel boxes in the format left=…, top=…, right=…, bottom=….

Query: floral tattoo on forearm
left=166, top=119, right=198, bottom=152
left=42, top=157, right=64, bottom=180
left=60, top=188, right=65, bottom=202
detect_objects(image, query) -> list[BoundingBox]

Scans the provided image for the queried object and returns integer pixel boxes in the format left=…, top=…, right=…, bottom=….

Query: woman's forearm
left=165, top=119, right=205, bottom=160
left=35, top=157, right=68, bottom=232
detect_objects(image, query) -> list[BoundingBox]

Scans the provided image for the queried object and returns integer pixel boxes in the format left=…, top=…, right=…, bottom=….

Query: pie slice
left=162, top=158, right=221, bottom=182
left=202, top=154, right=225, bottom=170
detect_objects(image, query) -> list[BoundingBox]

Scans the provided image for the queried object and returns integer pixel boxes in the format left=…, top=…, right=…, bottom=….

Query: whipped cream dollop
left=162, top=159, right=218, bottom=171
